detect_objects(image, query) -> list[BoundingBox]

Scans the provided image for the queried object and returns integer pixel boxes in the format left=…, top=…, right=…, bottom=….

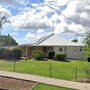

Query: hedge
left=56, top=53, right=66, bottom=61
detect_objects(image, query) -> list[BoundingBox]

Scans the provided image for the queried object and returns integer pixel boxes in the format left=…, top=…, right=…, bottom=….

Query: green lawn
left=0, top=60, right=90, bottom=81
left=34, top=84, right=75, bottom=90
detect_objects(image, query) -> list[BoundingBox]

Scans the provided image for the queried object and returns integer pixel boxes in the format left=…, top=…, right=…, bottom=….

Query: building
left=19, top=33, right=86, bottom=60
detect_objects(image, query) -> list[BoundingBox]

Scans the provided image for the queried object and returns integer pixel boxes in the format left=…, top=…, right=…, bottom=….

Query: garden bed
left=0, top=76, right=37, bottom=90
left=75, top=78, right=90, bottom=83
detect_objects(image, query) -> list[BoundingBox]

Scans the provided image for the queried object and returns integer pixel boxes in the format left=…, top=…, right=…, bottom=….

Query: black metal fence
left=0, top=60, right=90, bottom=82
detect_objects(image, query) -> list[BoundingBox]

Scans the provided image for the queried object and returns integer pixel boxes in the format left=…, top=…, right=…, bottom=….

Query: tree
left=72, top=39, right=78, bottom=43
left=85, top=33, right=90, bottom=58
left=0, top=35, right=18, bottom=46
left=0, top=12, right=10, bottom=36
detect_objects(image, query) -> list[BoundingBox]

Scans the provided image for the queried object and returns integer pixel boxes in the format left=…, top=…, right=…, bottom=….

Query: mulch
left=0, top=76, right=37, bottom=90
left=74, top=78, right=90, bottom=83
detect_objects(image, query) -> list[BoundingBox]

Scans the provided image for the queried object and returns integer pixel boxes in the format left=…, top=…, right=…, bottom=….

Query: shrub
left=85, top=69, right=90, bottom=82
left=0, top=47, right=22, bottom=60
left=0, top=48, right=13, bottom=60
left=56, top=53, right=66, bottom=61
left=12, top=48, right=22, bottom=60
left=85, top=43, right=90, bottom=59
left=0, top=47, right=5, bottom=59
left=32, top=50, right=46, bottom=60
left=27, top=57, right=32, bottom=59
left=48, top=51, right=55, bottom=59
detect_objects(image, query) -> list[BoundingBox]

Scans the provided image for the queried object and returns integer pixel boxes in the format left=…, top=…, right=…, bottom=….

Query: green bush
left=48, top=51, right=55, bottom=59
left=27, top=56, right=32, bottom=59
left=12, top=48, right=22, bottom=60
left=85, top=41, right=90, bottom=59
left=85, top=69, right=90, bottom=82
left=56, top=53, right=66, bottom=61
left=32, top=50, right=46, bottom=60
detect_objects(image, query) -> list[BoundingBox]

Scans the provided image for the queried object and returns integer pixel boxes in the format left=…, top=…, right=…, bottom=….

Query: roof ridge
left=34, top=33, right=54, bottom=45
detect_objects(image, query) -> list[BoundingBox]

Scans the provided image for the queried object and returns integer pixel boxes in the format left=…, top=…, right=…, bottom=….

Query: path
left=0, top=71, right=90, bottom=90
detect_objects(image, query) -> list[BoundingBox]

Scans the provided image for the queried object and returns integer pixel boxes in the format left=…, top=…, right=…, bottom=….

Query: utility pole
left=52, top=20, right=55, bottom=34
left=56, top=0, right=57, bottom=4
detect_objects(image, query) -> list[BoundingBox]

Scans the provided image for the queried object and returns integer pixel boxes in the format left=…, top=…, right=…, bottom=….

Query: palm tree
left=0, top=12, right=10, bottom=36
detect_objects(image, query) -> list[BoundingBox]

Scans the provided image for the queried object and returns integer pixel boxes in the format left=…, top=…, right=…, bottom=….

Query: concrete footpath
left=0, top=71, right=90, bottom=90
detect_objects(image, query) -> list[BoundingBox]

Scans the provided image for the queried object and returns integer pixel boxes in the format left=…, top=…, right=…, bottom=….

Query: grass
left=0, top=59, right=90, bottom=81
left=34, top=84, right=75, bottom=90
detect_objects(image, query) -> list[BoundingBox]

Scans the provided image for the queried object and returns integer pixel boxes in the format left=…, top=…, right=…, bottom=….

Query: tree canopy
left=0, top=34, right=18, bottom=47
left=85, top=33, right=90, bottom=58
left=72, top=39, right=78, bottom=43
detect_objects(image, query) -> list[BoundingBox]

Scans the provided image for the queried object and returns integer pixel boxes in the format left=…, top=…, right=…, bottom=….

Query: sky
left=0, top=0, right=90, bottom=44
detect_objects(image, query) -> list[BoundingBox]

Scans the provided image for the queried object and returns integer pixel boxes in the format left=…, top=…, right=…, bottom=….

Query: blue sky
left=0, top=0, right=90, bottom=44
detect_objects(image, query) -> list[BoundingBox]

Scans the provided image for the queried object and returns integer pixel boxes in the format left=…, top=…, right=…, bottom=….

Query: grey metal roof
left=33, top=33, right=85, bottom=46
left=20, top=33, right=85, bottom=47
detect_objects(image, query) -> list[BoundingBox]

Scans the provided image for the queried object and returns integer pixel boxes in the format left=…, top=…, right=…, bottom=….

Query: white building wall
left=53, top=46, right=85, bottom=60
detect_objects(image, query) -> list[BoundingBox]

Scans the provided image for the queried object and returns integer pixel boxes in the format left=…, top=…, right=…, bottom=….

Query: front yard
left=0, top=59, right=90, bottom=81
left=34, top=84, right=75, bottom=90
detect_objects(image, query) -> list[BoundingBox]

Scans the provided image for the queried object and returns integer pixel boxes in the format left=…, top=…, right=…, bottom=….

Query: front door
left=43, top=47, right=47, bottom=53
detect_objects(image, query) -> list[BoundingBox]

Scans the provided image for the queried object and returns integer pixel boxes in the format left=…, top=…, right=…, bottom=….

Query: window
left=43, top=47, right=47, bottom=53
left=59, top=48, right=62, bottom=51
left=80, top=47, right=82, bottom=51
left=64, top=47, right=67, bottom=51
left=32, top=47, right=35, bottom=51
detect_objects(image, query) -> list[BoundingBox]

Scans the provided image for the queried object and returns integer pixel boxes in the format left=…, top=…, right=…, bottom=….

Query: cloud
left=0, top=0, right=21, bottom=8
left=5, top=0, right=90, bottom=44
left=62, top=0, right=90, bottom=33
left=0, top=6, right=11, bottom=17
left=10, top=32, right=18, bottom=36
left=24, top=32, right=36, bottom=43
left=10, top=0, right=67, bottom=31
left=10, top=7, right=52, bottom=30
left=37, top=29, right=44, bottom=33
left=44, top=0, right=69, bottom=6
left=0, top=0, right=28, bottom=8
left=77, top=36, right=85, bottom=44
left=46, top=0, right=90, bottom=37
left=23, top=31, right=52, bottom=44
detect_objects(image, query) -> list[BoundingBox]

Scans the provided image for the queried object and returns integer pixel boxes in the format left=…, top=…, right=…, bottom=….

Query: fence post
left=75, top=67, right=78, bottom=81
left=50, top=61, right=52, bottom=78
left=13, top=52, right=16, bottom=72
left=13, top=59, right=16, bottom=72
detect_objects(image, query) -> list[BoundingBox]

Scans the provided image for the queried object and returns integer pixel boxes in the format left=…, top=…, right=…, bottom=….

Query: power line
left=43, top=1, right=90, bottom=37
left=44, top=2, right=77, bottom=24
